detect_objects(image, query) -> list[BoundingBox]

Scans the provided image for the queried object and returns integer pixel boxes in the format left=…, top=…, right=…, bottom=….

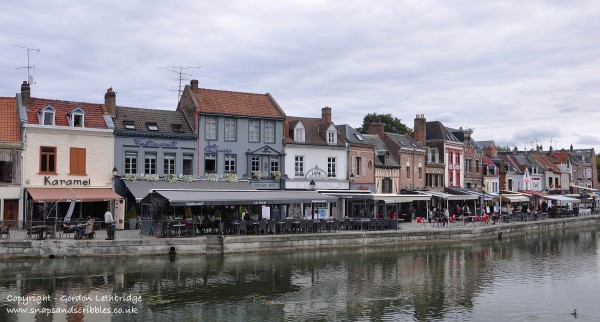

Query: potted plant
left=127, top=206, right=138, bottom=230
left=252, top=171, right=262, bottom=180
left=271, top=171, right=281, bottom=182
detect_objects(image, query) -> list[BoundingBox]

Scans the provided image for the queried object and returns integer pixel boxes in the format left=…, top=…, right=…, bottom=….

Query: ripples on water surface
left=0, top=227, right=598, bottom=321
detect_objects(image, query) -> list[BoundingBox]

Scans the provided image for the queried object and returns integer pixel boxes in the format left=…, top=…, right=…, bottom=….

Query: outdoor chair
left=369, top=219, right=377, bottom=231
left=258, top=221, right=268, bottom=235
left=238, top=221, right=247, bottom=235
left=267, top=220, right=276, bottom=234
left=343, top=218, right=351, bottom=230
left=332, top=219, right=342, bottom=232
left=283, top=220, right=293, bottom=234
left=298, top=220, right=307, bottom=233
left=1, top=224, right=9, bottom=240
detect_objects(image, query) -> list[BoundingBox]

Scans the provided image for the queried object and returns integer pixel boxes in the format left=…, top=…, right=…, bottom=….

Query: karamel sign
left=44, top=176, right=90, bottom=186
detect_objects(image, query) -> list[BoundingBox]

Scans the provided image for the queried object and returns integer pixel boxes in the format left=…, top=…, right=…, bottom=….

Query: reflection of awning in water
left=27, top=187, right=122, bottom=203
left=143, top=189, right=338, bottom=206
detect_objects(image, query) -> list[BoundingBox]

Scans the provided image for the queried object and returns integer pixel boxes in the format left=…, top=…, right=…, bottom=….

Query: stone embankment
left=1, top=215, right=598, bottom=259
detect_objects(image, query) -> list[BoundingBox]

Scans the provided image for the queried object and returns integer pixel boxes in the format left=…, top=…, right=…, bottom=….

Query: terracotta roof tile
left=0, top=97, right=20, bottom=142
left=285, top=116, right=346, bottom=147
left=27, top=97, right=108, bottom=129
left=195, top=88, right=285, bottom=118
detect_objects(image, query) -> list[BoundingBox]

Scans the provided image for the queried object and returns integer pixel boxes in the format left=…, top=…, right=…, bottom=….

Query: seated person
left=243, top=209, right=252, bottom=221
left=83, top=216, right=95, bottom=239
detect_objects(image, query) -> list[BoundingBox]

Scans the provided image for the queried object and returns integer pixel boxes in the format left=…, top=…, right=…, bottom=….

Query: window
left=125, top=152, right=137, bottom=174
left=270, top=157, right=279, bottom=172
left=327, top=157, right=336, bottom=178
left=124, top=121, right=135, bottom=130
left=355, top=157, right=362, bottom=176
left=294, top=123, right=305, bottom=142
left=419, top=166, right=423, bottom=180
left=38, top=107, right=55, bottom=126
left=40, top=146, right=57, bottom=174
left=249, top=120, right=260, bottom=142
left=475, top=160, right=480, bottom=174
left=354, top=133, right=364, bottom=141
left=264, top=121, right=275, bottom=143
left=327, top=130, right=336, bottom=144
left=224, top=118, right=237, bottom=141
left=205, top=117, right=217, bottom=140
left=224, top=154, right=236, bottom=173
left=164, top=153, right=175, bottom=175
left=144, top=153, right=157, bottom=175
left=465, top=158, right=471, bottom=174
left=205, top=154, right=216, bottom=174
left=172, top=124, right=183, bottom=132
left=0, top=161, right=13, bottom=183
left=182, top=154, right=193, bottom=175
left=251, top=156, right=261, bottom=172
left=147, top=123, right=158, bottom=131
left=406, top=166, right=410, bottom=179
left=382, top=178, right=392, bottom=193
left=68, top=109, right=85, bottom=128
left=295, top=156, right=304, bottom=176
left=69, top=147, right=86, bottom=175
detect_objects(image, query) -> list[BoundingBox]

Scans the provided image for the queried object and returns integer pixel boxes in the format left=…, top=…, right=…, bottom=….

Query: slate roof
left=362, top=134, right=399, bottom=168
left=385, top=132, right=425, bottom=150
left=113, top=106, right=194, bottom=137
left=335, top=124, right=369, bottom=145
left=285, top=116, right=345, bottom=147
left=26, top=97, right=108, bottom=129
left=426, top=121, right=460, bottom=142
left=195, top=88, right=285, bottom=119
left=0, top=97, right=19, bottom=143
left=477, top=140, right=495, bottom=148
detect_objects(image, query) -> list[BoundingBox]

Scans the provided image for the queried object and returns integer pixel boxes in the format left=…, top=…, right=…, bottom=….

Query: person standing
left=105, top=208, right=115, bottom=240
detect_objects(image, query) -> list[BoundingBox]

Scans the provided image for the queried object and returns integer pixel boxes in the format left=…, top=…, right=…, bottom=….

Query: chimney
left=570, top=144, right=573, bottom=152
left=104, top=87, right=116, bottom=116
left=21, top=81, right=30, bottom=109
left=322, top=106, right=331, bottom=124
left=190, top=79, right=199, bottom=94
left=368, top=122, right=385, bottom=141
left=413, top=114, right=426, bottom=145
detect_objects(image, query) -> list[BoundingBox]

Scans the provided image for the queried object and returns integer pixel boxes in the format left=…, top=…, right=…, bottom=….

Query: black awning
left=142, top=190, right=338, bottom=206
left=123, top=180, right=255, bottom=201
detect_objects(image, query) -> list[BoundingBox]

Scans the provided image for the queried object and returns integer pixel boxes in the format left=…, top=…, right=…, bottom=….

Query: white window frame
left=294, top=123, right=305, bottom=142
left=39, top=106, right=55, bottom=126
left=249, top=119, right=260, bottom=142
left=251, top=156, right=260, bottom=172
left=327, top=157, right=336, bottom=178
left=144, top=153, right=157, bottom=175
left=224, top=118, right=237, bottom=141
left=163, top=153, right=176, bottom=175
left=264, top=121, right=275, bottom=143
left=295, top=156, right=304, bottom=176
left=224, top=154, right=236, bottom=173
left=125, top=152, right=137, bottom=174
left=205, top=117, right=217, bottom=140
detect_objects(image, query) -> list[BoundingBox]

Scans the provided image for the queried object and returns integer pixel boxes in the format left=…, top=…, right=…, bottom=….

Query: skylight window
left=354, top=133, right=364, bottom=141
left=124, top=121, right=136, bottom=130
left=147, top=123, right=159, bottom=131
left=172, top=124, right=183, bottom=132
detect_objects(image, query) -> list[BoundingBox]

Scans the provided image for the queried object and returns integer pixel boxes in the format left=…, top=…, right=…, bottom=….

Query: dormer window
left=124, top=121, right=136, bottom=130
left=67, top=108, right=85, bottom=128
left=172, top=124, right=183, bottom=132
left=147, top=123, right=158, bottom=131
left=38, top=106, right=55, bottom=126
left=326, top=125, right=337, bottom=144
left=294, top=122, right=305, bottom=143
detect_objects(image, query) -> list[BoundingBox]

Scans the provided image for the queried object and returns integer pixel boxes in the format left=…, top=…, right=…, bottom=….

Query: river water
left=0, top=227, right=598, bottom=322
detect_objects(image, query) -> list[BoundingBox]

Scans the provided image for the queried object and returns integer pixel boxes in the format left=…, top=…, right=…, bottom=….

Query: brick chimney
left=322, top=106, right=331, bottom=124
left=104, top=87, right=116, bottom=116
left=21, top=81, right=30, bottom=109
left=413, top=114, right=426, bottom=145
left=190, top=79, right=199, bottom=94
left=368, top=122, right=385, bottom=141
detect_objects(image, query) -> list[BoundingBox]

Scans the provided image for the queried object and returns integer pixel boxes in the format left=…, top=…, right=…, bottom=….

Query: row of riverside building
left=0, top=80, right=597, bottom=229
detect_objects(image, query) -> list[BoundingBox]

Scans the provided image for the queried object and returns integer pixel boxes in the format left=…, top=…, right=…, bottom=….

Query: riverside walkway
left=1, top=215, right=599, bottom=259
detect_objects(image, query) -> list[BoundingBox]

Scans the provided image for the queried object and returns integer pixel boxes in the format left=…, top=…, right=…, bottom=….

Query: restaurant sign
left=306, top=167, right=327, bottom=180
left=44, top=176, right=90, bottom=186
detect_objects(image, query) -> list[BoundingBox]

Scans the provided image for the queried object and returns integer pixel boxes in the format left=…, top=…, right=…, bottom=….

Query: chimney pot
left=190, top=79, right=199, bottom=94
left=322, top=106, right=332, bottom=124
left=104, top=88, right=116, bottom=116
left=21, top=81, right=31, bottom=109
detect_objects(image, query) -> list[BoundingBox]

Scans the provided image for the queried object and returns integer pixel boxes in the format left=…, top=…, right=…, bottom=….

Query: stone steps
left=205, top=235, right=223, bottom=253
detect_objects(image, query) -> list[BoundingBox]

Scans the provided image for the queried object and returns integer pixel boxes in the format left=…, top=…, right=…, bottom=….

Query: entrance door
left=3, top=199, right=19, bottom=228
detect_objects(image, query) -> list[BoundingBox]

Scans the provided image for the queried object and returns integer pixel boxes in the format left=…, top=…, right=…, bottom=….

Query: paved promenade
left=1, top=215, right=599, bottom=258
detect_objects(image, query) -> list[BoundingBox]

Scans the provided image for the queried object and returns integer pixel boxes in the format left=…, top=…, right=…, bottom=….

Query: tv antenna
left=158, top=66, right=202, bottom=102
left=13, top=44, right=40, bottom=84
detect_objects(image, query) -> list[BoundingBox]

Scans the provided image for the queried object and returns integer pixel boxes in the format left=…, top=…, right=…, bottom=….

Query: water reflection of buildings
left=0, top=229, right=596, bottom=321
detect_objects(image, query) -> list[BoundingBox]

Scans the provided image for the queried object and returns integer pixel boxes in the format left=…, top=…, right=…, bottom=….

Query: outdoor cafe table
left=31, top=225, right=48, bottom=240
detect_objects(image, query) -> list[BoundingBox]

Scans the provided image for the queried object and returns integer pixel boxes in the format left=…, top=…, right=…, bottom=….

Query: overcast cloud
left=2, top=0, right=599, bottom=152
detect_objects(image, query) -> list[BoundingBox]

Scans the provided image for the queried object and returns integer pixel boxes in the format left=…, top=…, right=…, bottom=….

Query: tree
left=356, top=113, right=412, bottom=135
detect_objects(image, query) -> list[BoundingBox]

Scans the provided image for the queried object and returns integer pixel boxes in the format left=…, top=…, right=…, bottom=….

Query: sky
left=2, top=1, right=600, bottom=153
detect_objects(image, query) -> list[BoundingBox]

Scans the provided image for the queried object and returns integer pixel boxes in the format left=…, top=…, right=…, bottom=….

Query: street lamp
left=309, top=180, right=316, bottom=220
left=309, top=180, right=316, bottom=191
left=350, top=173, right=355, bottom=183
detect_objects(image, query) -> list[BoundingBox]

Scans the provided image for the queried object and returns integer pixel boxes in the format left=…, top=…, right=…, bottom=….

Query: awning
left=27, top=187, right=123, bottom=203
left=320, top=191, right=431, bottom=203
left=544, top=195, right=581, bottom=203
left=492, top=194, right=530, bottom=203
left=569, top=184, right=598, bottom=192
left=123, top=180, right=255, bottom=201
left=418, top=191, right=479, bottom=201
left=142, top=189, right=338, bottom=206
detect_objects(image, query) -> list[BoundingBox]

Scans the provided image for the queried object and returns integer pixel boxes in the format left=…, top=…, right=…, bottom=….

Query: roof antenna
left=13, top=44, right=40, bottom=85
left=158, top=66, right=202, bottom=102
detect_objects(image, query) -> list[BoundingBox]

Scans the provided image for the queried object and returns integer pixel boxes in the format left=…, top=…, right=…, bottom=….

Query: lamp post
left=309, top=180, right=316, bottom=220
left=348, top=173, right=355, bottom=217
